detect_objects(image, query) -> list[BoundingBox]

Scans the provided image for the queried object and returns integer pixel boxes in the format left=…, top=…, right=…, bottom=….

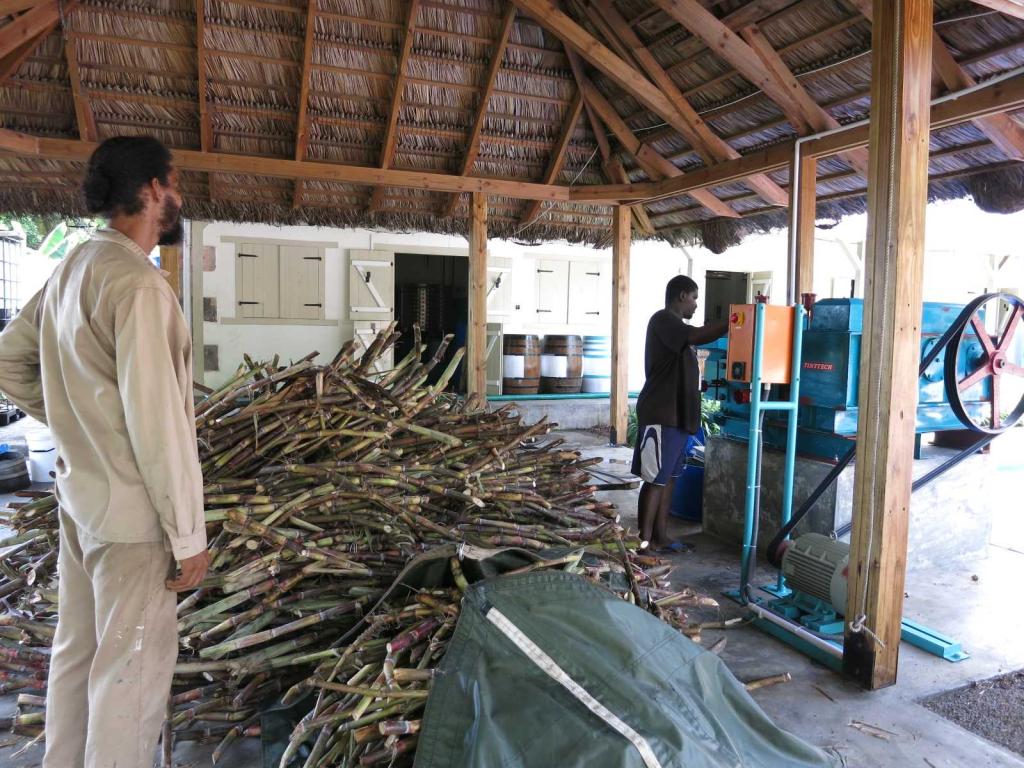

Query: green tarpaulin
left=415, top=570, right=844, bottom=768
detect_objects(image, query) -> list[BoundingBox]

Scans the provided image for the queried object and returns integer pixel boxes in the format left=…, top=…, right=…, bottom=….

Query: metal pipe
left=740, top=302, right=768, bottom=603
left=747, top=601, right=844, bottom=659
left=774, top=304, right=805, bottom=593
left=785, top=63, right=1024, bottom=304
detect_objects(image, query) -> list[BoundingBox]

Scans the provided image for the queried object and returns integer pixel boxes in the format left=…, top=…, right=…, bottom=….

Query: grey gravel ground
left=922, top=669, right=1024, bottom=758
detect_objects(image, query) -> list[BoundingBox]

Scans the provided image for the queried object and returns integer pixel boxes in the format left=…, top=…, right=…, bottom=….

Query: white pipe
left=785, top=63, right=1024, bottom=305
left=747, top=601, right=844, bottom=659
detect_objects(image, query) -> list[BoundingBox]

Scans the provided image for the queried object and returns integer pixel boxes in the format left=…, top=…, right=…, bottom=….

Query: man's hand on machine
left=167, top=550, right=211, bottom=591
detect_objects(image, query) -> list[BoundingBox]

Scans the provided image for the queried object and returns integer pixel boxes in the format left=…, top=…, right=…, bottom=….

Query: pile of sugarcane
left=0, top=326, right=717, bottom=766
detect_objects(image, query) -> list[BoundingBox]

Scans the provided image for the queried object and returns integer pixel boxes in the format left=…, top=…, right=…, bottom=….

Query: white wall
left=198, top=221, right=354, bottom=387
left=194, top=221, right=694, bottom=390
left=194, top=197, right=1024, bottom=391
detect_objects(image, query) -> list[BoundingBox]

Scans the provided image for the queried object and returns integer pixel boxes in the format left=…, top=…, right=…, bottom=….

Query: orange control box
left=726, top=304, right=795, bottom=384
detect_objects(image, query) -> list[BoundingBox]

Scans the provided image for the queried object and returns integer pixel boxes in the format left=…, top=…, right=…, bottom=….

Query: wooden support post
left=159, top=245, right=183, bottom=300
left=789, top=151, right=817, bottom=299
left=610, top=205, right=630, bottom=445
left=467, top=192, right=488, bottom=399
left=843, top=0, right=933, bottom=691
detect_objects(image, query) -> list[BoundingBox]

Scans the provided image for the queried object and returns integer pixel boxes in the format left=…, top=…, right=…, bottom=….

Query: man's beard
left=157, top=196, right=184, bottom=246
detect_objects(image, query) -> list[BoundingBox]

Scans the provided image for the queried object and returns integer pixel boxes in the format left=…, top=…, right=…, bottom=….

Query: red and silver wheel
left=945, top=293, right=1024, bottom=433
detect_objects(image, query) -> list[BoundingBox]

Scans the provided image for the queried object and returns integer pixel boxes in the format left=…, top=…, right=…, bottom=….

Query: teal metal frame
left=728, top=302, right=805, bottom=603
left=725, top=304, right=970, bottom=666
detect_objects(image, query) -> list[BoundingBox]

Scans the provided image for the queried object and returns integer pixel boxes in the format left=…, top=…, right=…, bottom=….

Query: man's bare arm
left=689, top=319, right=729, bottom=346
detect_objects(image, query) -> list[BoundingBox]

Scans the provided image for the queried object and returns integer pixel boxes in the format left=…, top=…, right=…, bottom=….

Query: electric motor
left=780, top=533, right=849, bottom=613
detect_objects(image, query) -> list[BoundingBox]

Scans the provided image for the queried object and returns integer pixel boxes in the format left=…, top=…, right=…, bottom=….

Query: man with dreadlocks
left=0, top=136, right=208, bottom=767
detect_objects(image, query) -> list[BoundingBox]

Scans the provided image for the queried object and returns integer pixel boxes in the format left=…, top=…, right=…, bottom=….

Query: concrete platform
left=703, top=433, right=996, bottom=570
left=491, top=395, right=637, bottom=431
left=1, top=427, right=1022, bottom=767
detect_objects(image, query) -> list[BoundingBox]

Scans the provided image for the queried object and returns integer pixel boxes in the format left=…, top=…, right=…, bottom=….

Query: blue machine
left=705, top=298, right=993, bottom=459
left=718, top=301, right=985, bottom=671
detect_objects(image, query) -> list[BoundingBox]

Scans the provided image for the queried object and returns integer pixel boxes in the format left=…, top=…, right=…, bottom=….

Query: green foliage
left=701, top=398, right=722, bottom=436
left=0, top=215, right=102, bottom=255
left=0, top=214, right=60, bottom=249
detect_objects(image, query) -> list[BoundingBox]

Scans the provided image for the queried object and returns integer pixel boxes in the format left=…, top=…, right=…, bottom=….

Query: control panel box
left=726, top=304, right=794, bottom=384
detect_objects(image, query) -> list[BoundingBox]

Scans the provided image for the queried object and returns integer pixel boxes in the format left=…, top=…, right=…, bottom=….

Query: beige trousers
left=43, top=509, right=177, bottom=768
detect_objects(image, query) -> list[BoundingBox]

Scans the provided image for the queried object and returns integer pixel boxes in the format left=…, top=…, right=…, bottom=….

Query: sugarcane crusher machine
left=722, top=293, right=1024, bottom=671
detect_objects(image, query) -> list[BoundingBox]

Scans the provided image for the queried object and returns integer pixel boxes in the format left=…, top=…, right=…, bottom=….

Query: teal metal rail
left=737, top=303, right=805, bottom=603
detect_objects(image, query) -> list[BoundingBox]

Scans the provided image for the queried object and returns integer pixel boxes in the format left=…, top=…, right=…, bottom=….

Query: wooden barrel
left=541, top=334, right=583, bottom=394
left=502, top=334, right=541, bottom=394
left=582, top=335, right=611, bottom=393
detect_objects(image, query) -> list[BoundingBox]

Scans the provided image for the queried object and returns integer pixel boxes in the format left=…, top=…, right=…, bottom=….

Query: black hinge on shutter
left=364, top=272, right=372, bottom=283
left=586, top=311, right=600, bottom=315
left=304, top=303, right=322, bottom=307
left=536, top=309, right=551, bottom=313
left=586, top=271, right=600, bottom=276
left=303, top=256, right=322, bottom=261
left=238, top=253, right=258, bottom=258
left=238, top=301, right=259, bottom=305
left=536, top=269, right=553, bottom=274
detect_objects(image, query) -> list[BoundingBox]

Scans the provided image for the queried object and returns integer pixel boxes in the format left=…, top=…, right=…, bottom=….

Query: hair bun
left=82, top=169, right=111, bottom=214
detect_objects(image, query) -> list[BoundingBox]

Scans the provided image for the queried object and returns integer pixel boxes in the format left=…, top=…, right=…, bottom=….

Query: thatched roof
left=2, top=0, right=1024, bottom=249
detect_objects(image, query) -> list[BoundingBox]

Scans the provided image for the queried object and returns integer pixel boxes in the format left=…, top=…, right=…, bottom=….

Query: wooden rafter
left=589, top=0, right=788, bottom=207
left=519, top=91, right=584, bottom=227
left=0, top=0, right=64, bottom=59
left=0, top=0, right=50, bottom=14
left=440, top=4, right=516, bottom=218
left=63, top=33, right=96, bottom=141
left=0, top=128, right=583, bottom=202
left=292, top=0, right=318, bottom=208
left=195, top=0, right=212, bottom=153
left=508, top=0, right=700, bottom=143
left=967, top=0, right=1024, bottom=21
left=740, top=22, right=870, bottom=173
left=848, top=0, right=1024, bottom=162
left=634, top=68, right=1024, bottom=206
left=651, top=0, right=816, bottom=133
left=369, top=0, right=420, bottom=213
left=576, top=0, right=637, bottom=65
left=0, top=15, right=55, bottom=82
left=567, top=51, right=739, bottom=219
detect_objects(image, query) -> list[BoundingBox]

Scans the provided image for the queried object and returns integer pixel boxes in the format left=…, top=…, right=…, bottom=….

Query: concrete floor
left=1, top=424, right=1022, bottom=767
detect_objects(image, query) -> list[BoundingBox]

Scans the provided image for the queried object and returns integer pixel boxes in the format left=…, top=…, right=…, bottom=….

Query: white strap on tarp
left=486, top=606, right=663, bottom=768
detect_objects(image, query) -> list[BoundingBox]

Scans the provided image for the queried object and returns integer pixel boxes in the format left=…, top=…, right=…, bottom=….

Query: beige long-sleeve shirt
left=0, top=228, right=206, bottom=561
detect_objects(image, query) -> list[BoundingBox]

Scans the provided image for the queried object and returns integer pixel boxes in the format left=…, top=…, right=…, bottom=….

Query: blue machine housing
left=703, top=298, right=991, bottom=459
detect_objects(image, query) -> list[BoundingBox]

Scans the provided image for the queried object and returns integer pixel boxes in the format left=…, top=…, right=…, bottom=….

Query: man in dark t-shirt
left=631, top=275, right=727, bottom=552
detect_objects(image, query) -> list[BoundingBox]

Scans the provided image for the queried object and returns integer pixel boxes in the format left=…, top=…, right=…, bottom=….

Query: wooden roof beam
left=572, top=67, right=653, bottom=235
left=63, top=33, right=96, bottom=141
left=566, top=50, right=739, bottom=219
left=293, top=0, right=318, bottom=209
left=0, top=14, right=55, bottom=82
left=0, top=128, right=587, bottom=202
left=589, top=0, right=788, bottom=207
left=0, top=0, right=64, bottom=59
left=635, top=68, right=1024, bottom=205
left=967, top=0, right=1024, bottom=21
left=369, top=0, right=420, bottom=213
left=0, top=1, right=51, bottom=14
left=440, top=4, right=516, bottom=219
left=195, top=0, right=212, bottom=153
left=508, top=0, right=705, bottom=146
left=739, top=22, right=870, bottom=174
left=519, top=90, right=585, bottom=227
left=650, top=0, right=814, bottom=133
left=848, top=0, right=1024, bottom=162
